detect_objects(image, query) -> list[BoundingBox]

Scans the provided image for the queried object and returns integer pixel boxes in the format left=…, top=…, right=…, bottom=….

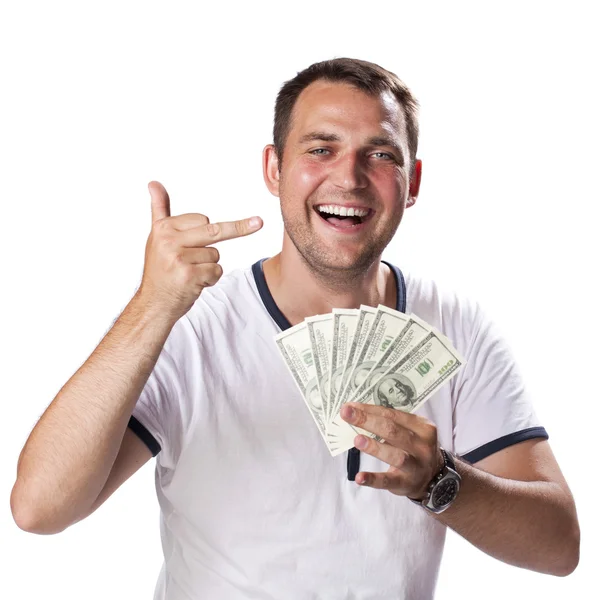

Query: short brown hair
left=273, top=57, right=420, bottom=174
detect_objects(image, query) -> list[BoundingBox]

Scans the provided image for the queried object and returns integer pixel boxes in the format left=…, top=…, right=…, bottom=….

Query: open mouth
left=314, top=204, right=373, bottom=228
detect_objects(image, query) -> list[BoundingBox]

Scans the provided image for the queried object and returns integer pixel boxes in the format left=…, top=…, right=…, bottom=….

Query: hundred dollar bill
left=328, top=305, right=377, bottom=432
left=305, top=314, right=334, bottom=421
left=274, top=322, right=329, bottom=447
left=332, top=305, right=410, bottom=420
left=345, top=313, right=432, bottom=404
left=329, top=330, right=465, bottom=455
left=327, top=312, right=432, bottom=445
left=327, top=309, right=360, bottom=423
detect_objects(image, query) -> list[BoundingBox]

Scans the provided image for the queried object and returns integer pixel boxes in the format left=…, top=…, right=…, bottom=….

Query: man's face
left=265, top=80, right=420, bottom=274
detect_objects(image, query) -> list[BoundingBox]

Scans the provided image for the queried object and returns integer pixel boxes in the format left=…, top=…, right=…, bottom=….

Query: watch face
left=432, top=478, right=459, bottom=507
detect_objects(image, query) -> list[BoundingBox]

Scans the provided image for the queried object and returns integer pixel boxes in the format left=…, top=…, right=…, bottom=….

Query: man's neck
left=262, top=250, right=397, bottom=327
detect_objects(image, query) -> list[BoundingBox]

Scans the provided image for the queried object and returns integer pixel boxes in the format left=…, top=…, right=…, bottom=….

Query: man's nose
left=330, top=153, right=368, bottom=191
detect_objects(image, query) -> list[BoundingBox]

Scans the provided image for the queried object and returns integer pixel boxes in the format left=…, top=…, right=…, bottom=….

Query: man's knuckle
left=235, top=220, right=246, bottom=236
left=395, top=450, right=407, bottom=468
left=179, top=264, right=194, bottom=284
left=169, top=249, right=183, bottom=265
left=154, top=218, right=170, bottom=233
left=384, top=420, right=399, bottom=439
left=423, top=424, right=437, bottom=445
left=355, top=410, right=367, bottom=427
left=155, top=230, right=175, bottom=251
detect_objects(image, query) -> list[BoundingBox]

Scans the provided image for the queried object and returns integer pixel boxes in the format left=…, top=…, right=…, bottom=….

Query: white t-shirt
left=128, top=259, right=547, bottom=600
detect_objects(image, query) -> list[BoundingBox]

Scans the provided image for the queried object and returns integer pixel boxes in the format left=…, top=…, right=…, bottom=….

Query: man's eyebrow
left=298, top=132, right=342, bottom=144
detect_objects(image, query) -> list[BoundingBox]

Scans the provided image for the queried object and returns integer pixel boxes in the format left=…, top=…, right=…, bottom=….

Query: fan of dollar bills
left=274, top=305, right=466, bottom=457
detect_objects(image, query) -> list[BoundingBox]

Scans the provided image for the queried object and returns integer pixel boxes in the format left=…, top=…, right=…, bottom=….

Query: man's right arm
left=10, top=180, right=263, bottom=535
left=10, top=293, right=176, bottom=535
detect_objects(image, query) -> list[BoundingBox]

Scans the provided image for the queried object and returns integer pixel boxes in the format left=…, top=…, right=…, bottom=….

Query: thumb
left=148, top=181, right=171, bottom=224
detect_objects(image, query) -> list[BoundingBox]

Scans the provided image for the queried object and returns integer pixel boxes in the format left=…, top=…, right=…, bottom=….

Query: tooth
left=333, top=206, right=340, bottom=215
left=327, top=205, right=334, bottom=214
left=347, top=208, right=355, bottom=217
left=340, top=206, right=348, bottom=216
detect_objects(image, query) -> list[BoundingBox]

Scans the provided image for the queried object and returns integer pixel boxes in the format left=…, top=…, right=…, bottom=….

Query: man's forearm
left=11, top=292, right=176, bottom=533
left=433, top=456, right=580, bottom=576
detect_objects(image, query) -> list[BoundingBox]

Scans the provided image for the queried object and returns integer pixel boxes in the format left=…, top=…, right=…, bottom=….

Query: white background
left=1, top=1, right=597, bottom=598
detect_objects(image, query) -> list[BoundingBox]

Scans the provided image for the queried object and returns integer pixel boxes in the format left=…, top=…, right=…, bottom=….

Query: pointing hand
left=138, top=181, right=263, bottom=322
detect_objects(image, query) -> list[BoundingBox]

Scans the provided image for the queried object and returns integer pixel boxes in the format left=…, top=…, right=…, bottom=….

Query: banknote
left=274, top=321, right=329, bottom=447
left=305, top=314, right=334, bottom=420
left=346, top=313, right=433, bottom=404
left=327, top=309, right=359, bottom=423
left=328, top=305, right=377, bottom=432
left=333, top=305, right=411, bottom=415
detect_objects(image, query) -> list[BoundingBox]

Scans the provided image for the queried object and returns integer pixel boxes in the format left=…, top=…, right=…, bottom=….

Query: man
left=11, top=58, right=579, bottom=599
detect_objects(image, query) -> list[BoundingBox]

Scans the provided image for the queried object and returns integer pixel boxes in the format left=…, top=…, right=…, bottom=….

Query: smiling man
left=12, top=58, right=580, bottom=599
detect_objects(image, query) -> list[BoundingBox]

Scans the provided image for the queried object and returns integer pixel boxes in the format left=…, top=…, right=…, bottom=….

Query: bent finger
left=169, top=213, right=211, bottom=231
left=354, top=435, right=415, bottom=472
left=182, top=246, right=220, bottom=264
left=195, top=262, right=224, bottom=287
left=355, top=470, right=406, bottom=491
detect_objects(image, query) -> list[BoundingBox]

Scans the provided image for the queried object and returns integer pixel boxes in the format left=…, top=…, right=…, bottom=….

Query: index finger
left=341, top=403, right=415, bottom=445
left=342, top=402, right=421, bottom=431
left=205, top=216, right=263, bottom=243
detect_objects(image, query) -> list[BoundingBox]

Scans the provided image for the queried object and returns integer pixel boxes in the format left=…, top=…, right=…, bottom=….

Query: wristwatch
left=409, top=448, right=461, bottom=513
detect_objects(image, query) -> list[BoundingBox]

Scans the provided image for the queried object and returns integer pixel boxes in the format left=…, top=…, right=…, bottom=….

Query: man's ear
left=263, top=144, right=281, bottom=197
left=406, top=159, right=422, bottom=208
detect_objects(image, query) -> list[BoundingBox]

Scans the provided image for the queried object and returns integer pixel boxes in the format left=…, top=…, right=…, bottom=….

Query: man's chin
left=309, top=248, right=380, bottom=274
left=285, top=226, right=383, bottom=274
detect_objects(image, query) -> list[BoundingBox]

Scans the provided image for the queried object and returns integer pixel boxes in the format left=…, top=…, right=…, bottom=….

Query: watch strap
left=409, top=447, right=456, bottom=507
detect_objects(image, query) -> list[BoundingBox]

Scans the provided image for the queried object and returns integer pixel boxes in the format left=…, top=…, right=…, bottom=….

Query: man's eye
left=309, top=148, right=330, bottom=155
left=372, top=152, right=394, bottom=160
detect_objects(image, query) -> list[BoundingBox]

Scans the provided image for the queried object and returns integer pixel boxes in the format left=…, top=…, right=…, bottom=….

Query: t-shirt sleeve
left=127, top=316, right=193, bottom=469
left=451, top=302, right=548, bottom=463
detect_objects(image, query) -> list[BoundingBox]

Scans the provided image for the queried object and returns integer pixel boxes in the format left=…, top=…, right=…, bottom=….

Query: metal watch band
left=409, top=447, right=460, bottom=512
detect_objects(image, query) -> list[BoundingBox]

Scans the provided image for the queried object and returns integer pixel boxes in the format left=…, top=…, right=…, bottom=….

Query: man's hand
left=139, top=181, right=263, bottom=323
left=340, top=402, right=444, bottom=499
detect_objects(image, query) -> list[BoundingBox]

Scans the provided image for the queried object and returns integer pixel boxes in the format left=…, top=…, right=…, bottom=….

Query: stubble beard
left=280, top=198, right=404, bottom=289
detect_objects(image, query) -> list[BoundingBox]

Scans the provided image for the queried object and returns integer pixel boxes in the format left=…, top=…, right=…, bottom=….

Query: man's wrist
left=409, top=448, right=462, bottom=513
left=408, top=447, right=446, bottom=501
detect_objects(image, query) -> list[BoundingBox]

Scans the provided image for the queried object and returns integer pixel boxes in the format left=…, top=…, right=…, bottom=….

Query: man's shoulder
left=401, top=270, right=482, bottom=352
left=404, top=270, right=478, bottom=321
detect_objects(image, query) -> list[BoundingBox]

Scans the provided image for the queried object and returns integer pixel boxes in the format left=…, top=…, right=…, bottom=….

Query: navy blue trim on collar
left=385, top=260, right=406, bottom=314
left=460, top=426, right=549, bottom=464
left=252, top=258, right=406, bottom=331
left=252, top=259, right=292, bottom=331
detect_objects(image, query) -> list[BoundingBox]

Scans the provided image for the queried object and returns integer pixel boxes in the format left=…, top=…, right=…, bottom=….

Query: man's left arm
left=341, top=403, right=580, bottom=577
